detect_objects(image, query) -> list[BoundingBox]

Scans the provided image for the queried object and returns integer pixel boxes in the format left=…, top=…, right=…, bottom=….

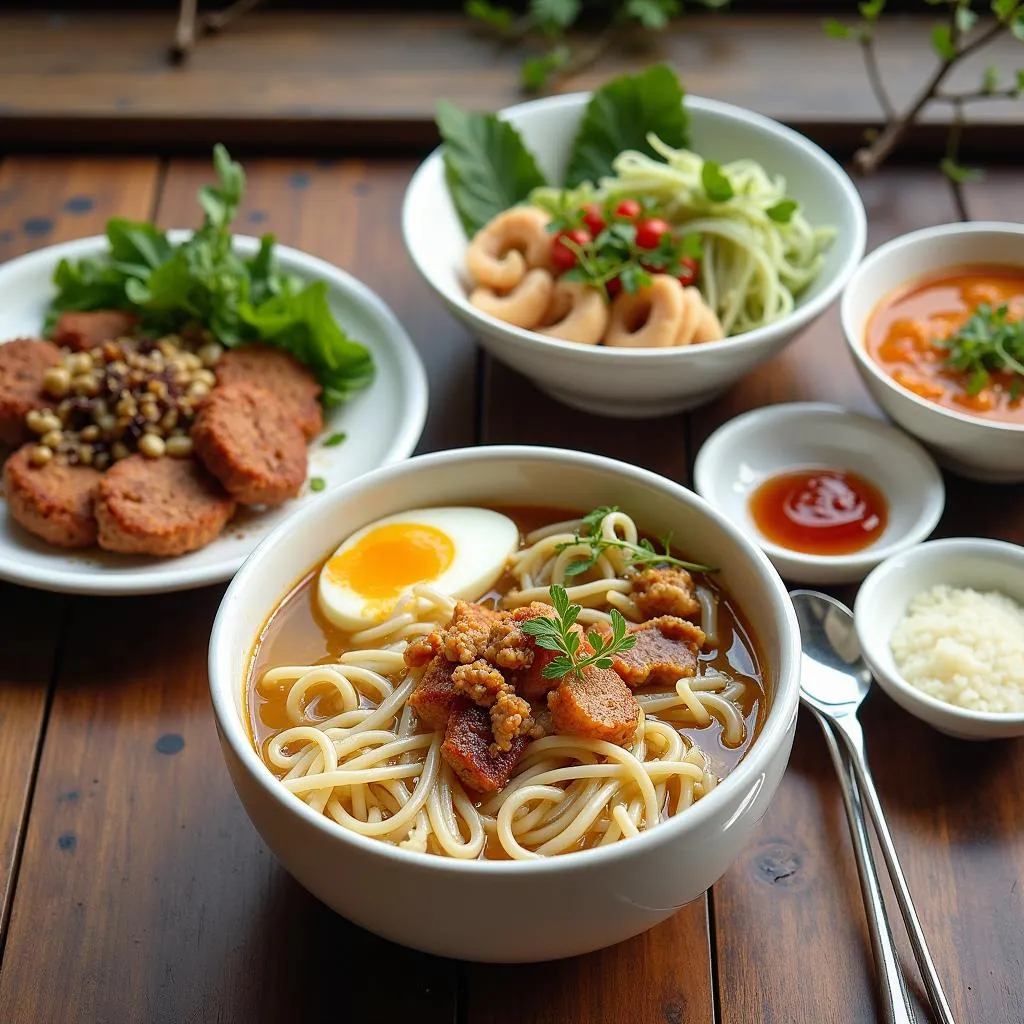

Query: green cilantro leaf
left=701, top=160, right=735, bottom=203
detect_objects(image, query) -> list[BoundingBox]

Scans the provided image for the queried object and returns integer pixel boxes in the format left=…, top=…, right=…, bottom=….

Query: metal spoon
left=791, top=589, right=956, bottom=1024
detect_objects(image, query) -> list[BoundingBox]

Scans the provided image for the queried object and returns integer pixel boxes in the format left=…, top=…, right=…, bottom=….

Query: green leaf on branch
left=465, top=1, right=515, bottom=31
left=625, top=0, right=681, bottom=31
left=983, top=64, right=1002, bottom=93
left=521, top=44, right=571, bottom=91
left=931, top=23, right=957, bottom=61
left=1017, top=68, right=1024, bottom=94
left=992, top=0, right=1019, bottom=21
left=530, top=0, right=581, bottom=35
left=823, top=18, right=853, bottom=38
left=940, top=157, right=983, bottom=184
left=858, top=0, right=887, bottom=21
left=1012, top=12, right=1024, bottom=41
left=955, top=6, right=978, bottom=35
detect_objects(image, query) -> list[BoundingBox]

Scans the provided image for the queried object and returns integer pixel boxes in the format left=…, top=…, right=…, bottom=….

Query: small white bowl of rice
left=855, top=538, right=1024, bottom=740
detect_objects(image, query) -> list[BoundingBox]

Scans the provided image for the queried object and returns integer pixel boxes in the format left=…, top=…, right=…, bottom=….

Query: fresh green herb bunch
left=520, top=584, right=638, bottom=681
left=47, top=145, right=374, bottom=407
left=555, top=506, right=715, bottom=577
left=938, top=302, right=1024, bottom=397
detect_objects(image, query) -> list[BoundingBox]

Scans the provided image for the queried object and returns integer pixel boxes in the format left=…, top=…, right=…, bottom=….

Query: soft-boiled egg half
left=317, top=507, right=520, bottom=631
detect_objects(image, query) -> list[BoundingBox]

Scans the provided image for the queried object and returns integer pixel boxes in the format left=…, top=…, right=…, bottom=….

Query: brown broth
left=245, top=506, right=770, bottom=855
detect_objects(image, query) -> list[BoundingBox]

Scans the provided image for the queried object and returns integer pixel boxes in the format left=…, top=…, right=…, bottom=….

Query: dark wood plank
left=0, top=155, right=159, bottom=946
left=0, top=156, right=468, bottom=1024
left=690, top=169, right=1024, bottom=1023
left=2, top=12, right=1024, bottom=155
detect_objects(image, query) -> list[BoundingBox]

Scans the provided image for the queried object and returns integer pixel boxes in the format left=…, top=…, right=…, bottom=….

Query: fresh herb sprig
left=938, top=302, right=1024, bottom=396
left=520, top=585, right=637, bottom=681
left=556, top=506, right=716, bottom=577
left=47, top=145, right=374, bottom=407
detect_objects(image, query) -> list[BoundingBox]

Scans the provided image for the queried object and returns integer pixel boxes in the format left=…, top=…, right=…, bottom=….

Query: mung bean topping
left=24, top=331, right=220, bottom=468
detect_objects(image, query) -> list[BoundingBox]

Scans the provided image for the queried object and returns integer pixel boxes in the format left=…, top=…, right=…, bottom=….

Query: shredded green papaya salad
left=437, top=65, right=835, bottom=343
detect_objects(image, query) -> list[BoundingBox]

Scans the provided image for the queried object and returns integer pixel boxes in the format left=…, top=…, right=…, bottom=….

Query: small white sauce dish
left=840, top=221, right=1024, bottom=484
left=855, top=538, right=1024, bottom=741
left=693, top=402, right=945, bottom=585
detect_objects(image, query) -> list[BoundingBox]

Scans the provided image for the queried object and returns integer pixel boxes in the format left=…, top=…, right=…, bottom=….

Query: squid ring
left=676, top=287, right=725, bottom=346
left=604, top=276, right=686, bottom=349
left=537, top=281, right=609, bottom=346
left=471, top=268, right=554, bottom=330
left=466, top=207, right=552, bottom=292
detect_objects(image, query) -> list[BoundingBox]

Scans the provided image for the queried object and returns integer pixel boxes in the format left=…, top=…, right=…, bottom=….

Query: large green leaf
left=564, top=64, right=690, bottom=187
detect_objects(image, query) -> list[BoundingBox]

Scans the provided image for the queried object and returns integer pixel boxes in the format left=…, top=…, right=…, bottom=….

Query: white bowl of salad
left=403, top=66, right=866, bottom=418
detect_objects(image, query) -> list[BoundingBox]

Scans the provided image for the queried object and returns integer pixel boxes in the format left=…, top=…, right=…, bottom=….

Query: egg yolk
left=324, top=522, right=455, bottom=602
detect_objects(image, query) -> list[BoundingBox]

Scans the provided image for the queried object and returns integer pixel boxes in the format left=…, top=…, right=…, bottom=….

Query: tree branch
left=854, top=15, right=1011, bottom=175
left=859, top=33, right=897, bottom=119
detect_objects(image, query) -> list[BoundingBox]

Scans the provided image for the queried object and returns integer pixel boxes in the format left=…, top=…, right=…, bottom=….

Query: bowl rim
left=854, top=536, right=1024, bottom=725
left=693, top=402, right=946, bottom=574
left=402, top=91, right=867, bottom=364
left=209, top=444, right=802, bottom=874
left=840, top=220, right=1024, bottom=436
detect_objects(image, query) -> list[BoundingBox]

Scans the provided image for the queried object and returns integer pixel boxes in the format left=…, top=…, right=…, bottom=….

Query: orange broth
left=866, top=264, right=1024, bottom=424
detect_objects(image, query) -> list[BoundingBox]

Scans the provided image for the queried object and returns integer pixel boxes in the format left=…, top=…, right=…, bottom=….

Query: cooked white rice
left=890, top=584, right=1024, bottom=714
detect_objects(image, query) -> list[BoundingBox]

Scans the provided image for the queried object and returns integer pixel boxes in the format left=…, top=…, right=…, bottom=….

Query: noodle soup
left=247, top=505, right=768, bottom=861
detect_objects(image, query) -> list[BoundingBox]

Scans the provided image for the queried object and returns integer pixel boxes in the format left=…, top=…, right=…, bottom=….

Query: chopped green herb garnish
left=309, top=476, right=326, bottom=492
left=46, top=145, right=374, bottom=407
left=937, top=303, right=1024, bottom=396
left=322, top=432, right=347, bottom=447
left=520, top=585, right=637, bottom=681
left=555, top=505, right=716, bottom=577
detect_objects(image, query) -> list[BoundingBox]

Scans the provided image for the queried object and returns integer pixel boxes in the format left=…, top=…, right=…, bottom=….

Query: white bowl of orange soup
left=841, top=222, right=1024, bottom=483
left=208, top=446, right=800, bottom=961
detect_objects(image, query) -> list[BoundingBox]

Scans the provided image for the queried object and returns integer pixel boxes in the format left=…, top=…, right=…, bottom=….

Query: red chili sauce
left=748, top=468, right=888, bottom=556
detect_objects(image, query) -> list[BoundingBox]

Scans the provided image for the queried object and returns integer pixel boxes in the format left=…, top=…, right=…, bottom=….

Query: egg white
left=317, top=507, right=520, bottom=631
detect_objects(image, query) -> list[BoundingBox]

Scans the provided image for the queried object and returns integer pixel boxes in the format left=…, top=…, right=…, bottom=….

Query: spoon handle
left=834, top=714, right=957, bottom=1024
left=810, top=707, right=917, bottom=1024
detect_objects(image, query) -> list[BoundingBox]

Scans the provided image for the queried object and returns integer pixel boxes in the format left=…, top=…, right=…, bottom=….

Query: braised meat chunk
left=51, top=310, right=139, bottom=351
left=548, top=666, right=640, bottom=746
left=612, top=615, right=706, bottom=688
left=0, top=339, right=61, bottom=446
left=408, top=654, right=459, bottom=731
left=630, top=565, right=701, bottom=620
left=442, top=698, right=528, bottom=793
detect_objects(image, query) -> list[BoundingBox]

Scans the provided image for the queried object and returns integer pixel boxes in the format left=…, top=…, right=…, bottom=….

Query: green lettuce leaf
left=564, top=64, right=690, bottom=187
left=436, top=99, right=548, bottom=235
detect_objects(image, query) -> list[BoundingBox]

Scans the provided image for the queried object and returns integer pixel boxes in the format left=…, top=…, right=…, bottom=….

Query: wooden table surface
left=0, top=153, right=1021, bottom=1024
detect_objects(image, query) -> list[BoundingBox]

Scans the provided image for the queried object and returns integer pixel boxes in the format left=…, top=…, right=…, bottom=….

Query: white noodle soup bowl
left=402, top=93, right=866, bottom=419
left=840, top=221, right=1024, bottom=483
left=209, top=446, right=801, bottom=962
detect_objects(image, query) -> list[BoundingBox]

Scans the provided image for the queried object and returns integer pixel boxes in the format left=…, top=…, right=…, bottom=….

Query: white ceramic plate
left=0, top=233, right=428, bottom=595
left=693, top=402, right=945, bottom=585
